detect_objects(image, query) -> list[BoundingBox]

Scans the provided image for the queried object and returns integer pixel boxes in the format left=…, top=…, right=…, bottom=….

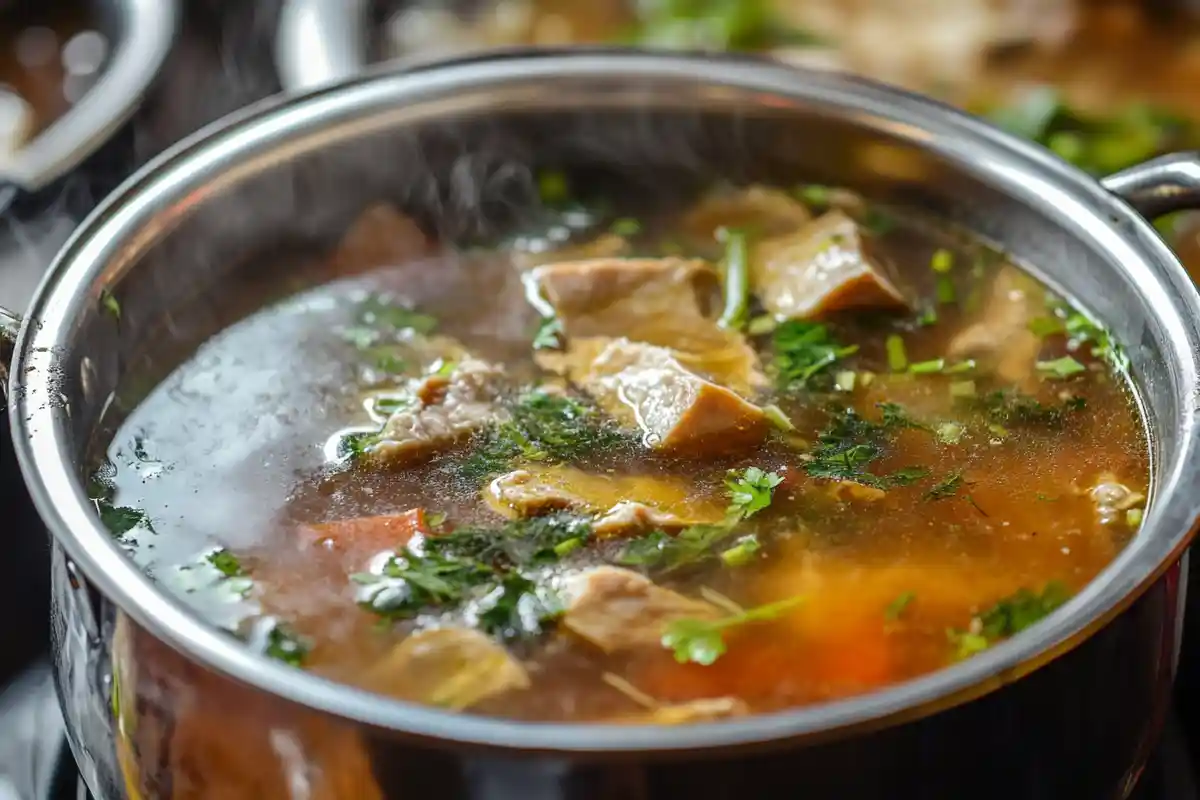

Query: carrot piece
left=298, top=509, right=430, bottom=557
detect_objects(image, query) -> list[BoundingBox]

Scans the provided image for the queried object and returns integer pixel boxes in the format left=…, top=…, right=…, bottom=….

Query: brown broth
left=96, top=189, right=1148, bottom=724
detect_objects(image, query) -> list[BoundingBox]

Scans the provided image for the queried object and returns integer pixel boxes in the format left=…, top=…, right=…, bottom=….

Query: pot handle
left=275, top=0, right=370, bottom=94
left=1100, top=151, right=1200, bottom=218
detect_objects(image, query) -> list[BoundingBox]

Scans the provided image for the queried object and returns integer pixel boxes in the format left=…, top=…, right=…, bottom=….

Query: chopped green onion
left=763, top=404, right=796, bottom=431
left=797, top=184, right=831, bottom=207
left=720, top=535, right=761, bottom=567
left=886, top=335, right=908, bottom=372
left=909, top=358, right=946, bottom=375
left=1028, top=316, right=1065, bottom=337
left=747, top=315, right=777, bottom=336
left=1126, top=508, right=1144, bottom=529
left=1036, top=356, right=1087, bottom=379
left=610, top=217, right=642, bottom=237
left=930, top=248, right=954, bottom=273
left=835, top=370, right=857, bottom=392
left=943, top=359, right=976, bottom=374
left=554, top=537, right=584, bottom=557
left=716, top=227, right=750, bottom=331
left=936, top=276, right=957, bottom=305
left=949, top=380, right=977, bottom=398
left=916, top=307, right=938, bottom=327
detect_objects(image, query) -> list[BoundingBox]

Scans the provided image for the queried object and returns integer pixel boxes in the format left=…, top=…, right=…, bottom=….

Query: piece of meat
left=512, top=232, right=631, bottom=271
left=608, top=697, right=750, bottom=725
left=681, top=185, right=813, bottom=242
left=531, top=257, right=765, bottom=395
left=751, top=210, right=909, bottom=320
left=484, top=465, right=725, bottom=534
left=540, top=338, right=768, bottom=458
left=364, top=627, right=529, bottom=710
left=328, top=204, right=432, bottom=277
left=947, top=265, right=1043, bottom=391
left=371, top=359, right=509, bottom=464
left=560, top=566, right=719, bottom=653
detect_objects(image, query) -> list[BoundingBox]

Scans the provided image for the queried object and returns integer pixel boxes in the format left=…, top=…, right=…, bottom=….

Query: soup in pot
left=93, top=177, right=1149, bottom=724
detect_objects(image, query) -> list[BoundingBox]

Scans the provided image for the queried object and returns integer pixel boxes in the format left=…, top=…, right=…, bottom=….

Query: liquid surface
left=97, top=181, right=1149, bottom=724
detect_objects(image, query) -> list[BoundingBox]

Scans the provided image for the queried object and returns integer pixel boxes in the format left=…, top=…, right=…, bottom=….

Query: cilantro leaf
left=724, top=467, right=783, bottom=519
left=771, top=320, right=859, bottom=390
left=661, top=595, right=805, bottom=666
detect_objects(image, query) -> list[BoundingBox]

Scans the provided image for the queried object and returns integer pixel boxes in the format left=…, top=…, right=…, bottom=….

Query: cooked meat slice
left=371, top=359, right=508, bottom=464
left=512, top=233, right=631, bottom=271
left=609, top=697, right=750, bottom=725
left=366, top=627, right=530, bottom=710
left=540, top=338, right=767, bottom=458
left=751, top=210, right=909, bottom=320
left=484, top=465, right=724, bottom=533
left=328, top=204, right=432, bottom=276
left=561, top=566, right=719, bottom=653
left=947, top=265, right=1043, bottom=391
left=592, top=501, right=706, bottom=538
left=531, top=257, right=765, bottom=394
left=682, top=185, right=813, bottom=242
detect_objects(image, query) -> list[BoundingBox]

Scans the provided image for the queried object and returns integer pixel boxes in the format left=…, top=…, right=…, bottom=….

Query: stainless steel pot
left=3, top=50, right=1200, bottom=799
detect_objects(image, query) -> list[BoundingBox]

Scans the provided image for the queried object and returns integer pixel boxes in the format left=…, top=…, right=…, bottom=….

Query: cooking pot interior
left=74, top=63, right=1181, bottom=487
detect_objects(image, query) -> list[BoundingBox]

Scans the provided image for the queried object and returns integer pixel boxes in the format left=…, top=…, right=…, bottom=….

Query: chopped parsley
left=884, top=591, right=915, bottom=621
left=476, top=573, right=564, bottom=642
left=948, top=582, right=1070, bottom=659
left=661, top=595, right=805, bottom=666
left=804, top=404, right=926, bottom=489
left=207, top=548, right=245, bottom=578
left=458, top=391, right=629, bottom=482
left=532, top=316, right=564, bottom=350
left=924, top=472, right=963, bottom=500
left=355, top=513, right=590, bottom=637
left=263, top=621, right=311, bottom=668
left=771, top=320, right=859, bottom=390
left=724, top=467, right=783, bottom=519
left=964, top=390, right=1085, bottom=429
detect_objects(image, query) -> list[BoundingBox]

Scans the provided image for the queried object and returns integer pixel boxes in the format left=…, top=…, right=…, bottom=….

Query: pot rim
left=11, top=48, right=1200, bottom=754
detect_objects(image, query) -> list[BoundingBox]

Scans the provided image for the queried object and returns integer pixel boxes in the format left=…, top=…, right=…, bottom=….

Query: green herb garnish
left=662, top=595, right=805, bottom=665
left=884, top=591, right=915, bottom=621
left=715, top=226, right=750, bottom=331
left=1036, top=355, right=1087, bottom=379
left=965, top=389, right=1085, bottom=429
left=263, top=621, right=310, bottom=667
left=624, top=0, right=826, bottom=52
left=458, top=391, right=629, bottom=482
left=719, top=535, right=761, bottom=567
left=885, top=334, right=908, bottom=372
left=207, top=548, right=244, bottom=578
left=724, top=466, right=783, bottom=519
left=925, top=472, right=963, bottom=500
left=532, top=316, right=564, bottom=350
left=610, top=217, right=642, bottom=237
left=477, top=573, right=564, bottom=642
left=100, top=290, right=121, bottom=321
left=771, top=320, right=859, bottom=390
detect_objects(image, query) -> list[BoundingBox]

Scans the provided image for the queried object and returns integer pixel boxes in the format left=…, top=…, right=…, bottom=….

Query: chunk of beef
left=561, top=566, right=718, bottom=653
left=947, top=265, right=1043, bottom=391
left=539, top=338, right=768, bottom=458
left=610, top=697, right=750, bottom=725
left=531, top=257, right=765, bottom=394
left=751, top=210, right=908, bottom=320
left=682, top=185, right=813, bottom=243
left=328, top=205, right=432, bottom=277
left=371, top=359, right=508, bottom=464
left=366, top=627, right=530, bottom=710
left=484, top=466, right=724, bottom=534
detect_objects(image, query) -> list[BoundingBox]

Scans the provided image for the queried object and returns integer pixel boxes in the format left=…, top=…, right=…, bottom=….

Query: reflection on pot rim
left=7, top=49, right=1200, bottom=754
